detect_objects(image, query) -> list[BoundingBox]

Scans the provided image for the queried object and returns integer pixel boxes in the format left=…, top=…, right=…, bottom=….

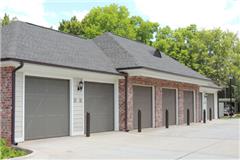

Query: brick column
left=127, top=80, right=133, bottom=130
left=119, top=78, right=134, bottom=130
left=155, top=86, right=162, bottom=127
left=119, top=79, right=125, bottom=131
left=178, top=90, right=184, bottom=125
left=0, top=66, right=14, bottom=145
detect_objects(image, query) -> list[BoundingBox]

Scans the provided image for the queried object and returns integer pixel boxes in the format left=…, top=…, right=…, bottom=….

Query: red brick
left=119, top=76, right=200, bottom=130
left=0, top=66, right=14, bottom=145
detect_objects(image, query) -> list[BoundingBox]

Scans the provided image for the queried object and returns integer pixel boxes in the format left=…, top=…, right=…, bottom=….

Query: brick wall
left=119, top=76, right=200, bottom=131
left=0, top=66, right=14, bottom=145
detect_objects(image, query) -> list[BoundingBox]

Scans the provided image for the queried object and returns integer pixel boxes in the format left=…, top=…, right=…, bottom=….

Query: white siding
left=72, top=78, right=84, bottom=135
left=15, top=72, right=24, bottom=142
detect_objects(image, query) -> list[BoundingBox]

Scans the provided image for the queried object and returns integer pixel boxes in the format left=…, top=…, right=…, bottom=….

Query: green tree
left=58, top=3, right=240, bottom=88
left=58, top=4, right=159, bottom=43
left=81, top=4, right=136, bottom=39
left=59, top=4, right=135, bottom=39
left=58, top=16, right=83, bottom=36
left=130, top=16, right=158, bottom=45
left=0, top=13, right=17, bottom=26
left=154, top=25, right=240, bottom=85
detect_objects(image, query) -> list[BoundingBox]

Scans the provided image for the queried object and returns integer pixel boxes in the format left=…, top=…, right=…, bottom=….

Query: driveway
left=17, top=119, right=239, bottom=159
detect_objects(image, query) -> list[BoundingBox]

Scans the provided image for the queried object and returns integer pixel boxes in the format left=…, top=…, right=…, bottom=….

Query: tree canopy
left=1, top=3, right=240, bottom=99
left=59, top=4, right=158, bottom=45
left=153, top=25, right=240, bottom=85
left=58, top=4, right=240, bottom=101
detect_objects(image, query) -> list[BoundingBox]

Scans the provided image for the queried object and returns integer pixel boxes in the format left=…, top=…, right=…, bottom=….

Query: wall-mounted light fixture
left=77, top=80, right=83, bottom=91
left=204, top=93, right=208, bottom=98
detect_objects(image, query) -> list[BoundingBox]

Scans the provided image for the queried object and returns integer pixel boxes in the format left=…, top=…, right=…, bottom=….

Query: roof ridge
left=8, top=20, right=88, bottom=41
left=105, top=32, right=154, bottom=49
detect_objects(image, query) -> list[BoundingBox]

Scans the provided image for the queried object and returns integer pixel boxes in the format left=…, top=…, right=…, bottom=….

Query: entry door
left=184, top=91, right=194, bottom=123
left=162, top=89, right=176, bottom=125
left=207, top=94, right=214, bottom=120
left=25, top=76, right=69, bottom=140
left=133, top=86, right=152, bottom=129
left=84, top=82, right=114, bottom=133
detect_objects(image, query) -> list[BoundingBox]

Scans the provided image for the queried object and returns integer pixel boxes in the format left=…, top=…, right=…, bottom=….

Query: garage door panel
left=133, top=86, right=152, bottom=129
left=162, top=89, right=176, bottom=125
left=25, top=115, right=48, bottom=140
left=25, top=96, right=47, bottom=115
left=84, top=82, right=114, bottom=133
left=25, top=76, right=69, bottom=140
left=184, top=91, right=194, bottom=123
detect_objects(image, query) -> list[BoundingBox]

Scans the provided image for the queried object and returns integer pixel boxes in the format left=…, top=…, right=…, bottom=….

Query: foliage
left=0, top=13, right=17, bottom=26
left=233, top=79, right=240, bottom=103
left=58, top=4, right=159, bottom=44
left=130, top=16, right=158, bottom=45
left=58, top=3, right=240, bottom=101
left=58, top=16, right=83, bottom=36
left=154, top=25, right=240, bottom=85
left=0, top=139, right=26, bottom=159
left=3, top=5, right=240, bottom=101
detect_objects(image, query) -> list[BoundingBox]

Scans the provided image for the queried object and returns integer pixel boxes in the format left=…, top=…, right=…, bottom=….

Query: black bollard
left=187, top=109, right=190, bottom=126
left=203, top=109, right=206, bottom=123
left=86, top=112, right=90, bottom=137
left=138, top=110, right=141, bottom=132
left=165, top=109, right=169, bottom=128
left=209, top=108, right=212, bottom=121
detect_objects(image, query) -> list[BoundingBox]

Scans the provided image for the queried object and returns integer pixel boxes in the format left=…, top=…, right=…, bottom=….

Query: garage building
left=1, top=21, right=221, bottom=145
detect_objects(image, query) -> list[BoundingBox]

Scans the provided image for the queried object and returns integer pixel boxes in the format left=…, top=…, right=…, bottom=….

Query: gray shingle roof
left=1, top=21, right=118, bottom=74
left=1, top=21, right=212, bottom=81
left=94, top=32, right=210, bottom=81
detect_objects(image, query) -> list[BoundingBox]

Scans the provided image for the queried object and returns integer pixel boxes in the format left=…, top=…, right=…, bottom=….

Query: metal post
left=229, top=76, right=233, bottom=116
left=165, top=109, right=169, bottom=128
left=230, top=78, right=232, bottom=107
left=203, top=109, right=206, bottom=123
left=138, top=110, right=141, bottom=132
left=187, top=109, right=190, bottom=126
left=86, top=112, right=90, bottom=137
left=209, top=108, right=212, bottom=121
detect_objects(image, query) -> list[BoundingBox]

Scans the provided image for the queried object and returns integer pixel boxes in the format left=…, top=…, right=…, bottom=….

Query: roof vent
left=154, top=49, right=162, bottom=58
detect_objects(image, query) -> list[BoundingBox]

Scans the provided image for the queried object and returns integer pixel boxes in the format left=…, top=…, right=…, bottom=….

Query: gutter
left=120, top=72, right=129, bottom=132
left=1, top=58, right=120, bottom=76
left=117, top=66, right=213, bottom=82
left=12, top=61, right=24, bottom=145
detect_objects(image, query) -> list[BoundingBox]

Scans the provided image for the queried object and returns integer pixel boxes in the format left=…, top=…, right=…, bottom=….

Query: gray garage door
left=184, top=91, right=194, bottom=123
left=25, top=76, right=69, bottom=140
left=162, top=89, right=176, bottom=125
left=133, top=86, right=152, bottom=129
left=207, top=94, right=214, bottom=120
left=84, top=82, right=114, bottom=133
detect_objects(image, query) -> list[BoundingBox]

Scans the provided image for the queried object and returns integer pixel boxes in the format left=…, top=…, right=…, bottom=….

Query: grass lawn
left=0, top=139, right=26, bottom=159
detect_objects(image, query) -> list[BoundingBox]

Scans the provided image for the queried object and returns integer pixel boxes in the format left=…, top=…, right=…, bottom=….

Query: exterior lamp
left=77, top=81, right=83, bottom=91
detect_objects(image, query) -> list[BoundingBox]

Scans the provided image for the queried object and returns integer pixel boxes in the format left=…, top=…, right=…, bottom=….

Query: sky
left=0, top=0, right=240, bottom=36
